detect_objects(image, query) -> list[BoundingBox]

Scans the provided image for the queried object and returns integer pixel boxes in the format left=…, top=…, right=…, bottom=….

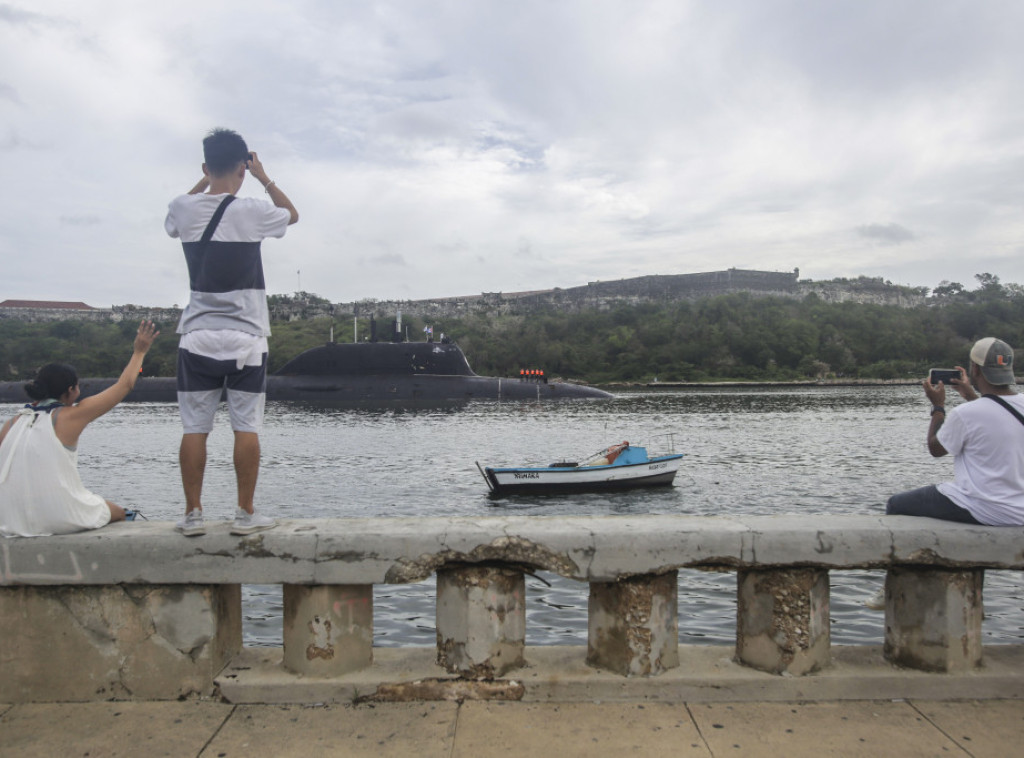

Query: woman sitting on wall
left=0, top=321, right=159, bottom=537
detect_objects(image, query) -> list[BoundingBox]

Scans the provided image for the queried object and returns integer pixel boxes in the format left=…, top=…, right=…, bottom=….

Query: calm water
left=6, top=386, right=1021, bottom=647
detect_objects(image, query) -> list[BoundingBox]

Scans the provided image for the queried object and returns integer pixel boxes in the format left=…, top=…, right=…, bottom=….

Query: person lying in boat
left=587, top=441, right=629, bottom=466
left=0, top=321, right=159, bottom=537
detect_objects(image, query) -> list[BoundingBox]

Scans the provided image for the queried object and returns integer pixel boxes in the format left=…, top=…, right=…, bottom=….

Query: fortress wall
left=111, top=305, right=184, bottom=323
left=336, top=269, right=806, bottom=319
left=800, top=283, right=927, bottom=307
left=0, top=307, right=114, bottom=323
left=338, top=269, right=927, bottom=320
left=0, top=306, right=184, bottom=324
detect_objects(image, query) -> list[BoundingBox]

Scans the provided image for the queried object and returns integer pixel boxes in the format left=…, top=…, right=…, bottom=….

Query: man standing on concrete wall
left=165, top=128, right=299, bottom=537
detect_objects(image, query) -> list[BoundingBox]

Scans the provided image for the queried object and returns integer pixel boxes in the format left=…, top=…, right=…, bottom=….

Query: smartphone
left=929, top=368, right=961, bottom=386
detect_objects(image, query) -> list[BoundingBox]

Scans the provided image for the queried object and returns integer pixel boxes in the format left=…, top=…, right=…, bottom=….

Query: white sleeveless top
left=0, top=407, right=110, bottom=537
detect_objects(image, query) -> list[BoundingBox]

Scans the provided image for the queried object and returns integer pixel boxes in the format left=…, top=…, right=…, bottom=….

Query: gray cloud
left=0, top=4, right=76, bottom=31
left=855, top=223, right=917, bottom=245
left=0, top=82, right=20, bottom=103
left=0, top=130, right=49, bottom=151
left=0, top=4, right=49, bottom=25
left=360, top=253, right=408, bottom=268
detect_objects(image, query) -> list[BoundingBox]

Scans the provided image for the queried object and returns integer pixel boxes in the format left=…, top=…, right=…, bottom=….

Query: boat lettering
left=513, top=472, right=541, bottom=479
left=649, top=462, right=668, bottom=470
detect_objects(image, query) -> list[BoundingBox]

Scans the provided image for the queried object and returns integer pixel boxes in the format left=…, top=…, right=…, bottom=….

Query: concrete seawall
left=2, top=515, right=1023, bottom=703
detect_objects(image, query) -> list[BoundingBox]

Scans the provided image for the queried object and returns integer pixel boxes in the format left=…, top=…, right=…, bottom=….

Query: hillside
left=0, top=272, right=1018, bottom=384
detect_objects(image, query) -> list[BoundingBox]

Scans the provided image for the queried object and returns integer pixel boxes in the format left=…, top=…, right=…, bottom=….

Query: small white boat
left=478, top=441, right=684, bottom=496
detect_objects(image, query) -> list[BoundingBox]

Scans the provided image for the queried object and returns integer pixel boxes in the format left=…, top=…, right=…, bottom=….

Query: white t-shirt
left=937, top=393, right=1024, bottom=525
left=166, top=193, right=291, bottom=337
left=179, top=328, right=267, bottom=368
left=165, top=193, right=290, bottom=244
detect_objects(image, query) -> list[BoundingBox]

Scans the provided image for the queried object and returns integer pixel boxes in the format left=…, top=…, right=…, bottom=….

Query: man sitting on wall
left=867, top=338, right=1024, bottom=609
left=886, top=337, right=1024, bottom=526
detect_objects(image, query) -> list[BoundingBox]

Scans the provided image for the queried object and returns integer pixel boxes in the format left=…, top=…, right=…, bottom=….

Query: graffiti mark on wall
left=1, top=544, right=85, bottom=584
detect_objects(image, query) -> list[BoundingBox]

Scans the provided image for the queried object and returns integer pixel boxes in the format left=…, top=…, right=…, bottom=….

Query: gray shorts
left=177, top=348, right=267, bottom=433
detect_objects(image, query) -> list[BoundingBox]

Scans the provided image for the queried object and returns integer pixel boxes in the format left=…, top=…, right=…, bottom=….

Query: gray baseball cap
left=969, top=337, right=1015, bottom=385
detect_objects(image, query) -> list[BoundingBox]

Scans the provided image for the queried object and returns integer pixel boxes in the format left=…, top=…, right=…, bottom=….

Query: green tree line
left=1, top=274, right=1021, bottom=384
left=448, top=278, right=1024, bottom=382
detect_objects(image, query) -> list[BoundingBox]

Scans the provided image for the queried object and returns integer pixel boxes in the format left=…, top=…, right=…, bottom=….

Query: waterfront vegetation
left=451, top=274, right=1024, bottom=383
left=1, top=274, right=1022, bottom=384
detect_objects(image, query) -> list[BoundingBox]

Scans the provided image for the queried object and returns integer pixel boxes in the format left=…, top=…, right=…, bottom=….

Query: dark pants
left=886, top=485, right=983, bottom=524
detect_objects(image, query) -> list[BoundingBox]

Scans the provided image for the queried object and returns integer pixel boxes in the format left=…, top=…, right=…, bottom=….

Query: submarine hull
left=0, top=375, right=608, bottom=404
left=0, top=343, right=610, bottom=404
left=265, top=373, right=609, bottom=403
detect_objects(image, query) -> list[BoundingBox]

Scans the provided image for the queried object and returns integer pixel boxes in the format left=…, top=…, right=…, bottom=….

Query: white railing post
left=282, top=584, right=374, bottom=676
left=435, top=565, right=526, bottom=678
left=735, top=568, right=831, bottom=675
left=883, top=567, right=984, bottom=672
left=586, top=571, right=679, bottom=677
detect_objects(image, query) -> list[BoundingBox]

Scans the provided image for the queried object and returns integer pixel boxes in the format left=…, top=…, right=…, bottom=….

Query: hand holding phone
left=929, top=368, right=961, bottom=386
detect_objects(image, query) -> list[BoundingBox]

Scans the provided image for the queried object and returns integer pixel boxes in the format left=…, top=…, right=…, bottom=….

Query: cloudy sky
left=2, top=1, right=1023, bottom=308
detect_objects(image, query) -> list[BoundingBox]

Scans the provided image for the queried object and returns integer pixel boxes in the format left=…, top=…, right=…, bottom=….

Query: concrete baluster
left=435, top=564, right=526, bottom=678
left=883, top=567, right=984, bottom=672
left=587, top=571, right=679, bottom=677
left=736, top=567, right=831, bottom=675
left=282, top=584, right=373, bottom=676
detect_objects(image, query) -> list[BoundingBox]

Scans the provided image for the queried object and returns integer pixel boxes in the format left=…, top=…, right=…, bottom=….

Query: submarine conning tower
left=274, top=342, right=478, bottom=377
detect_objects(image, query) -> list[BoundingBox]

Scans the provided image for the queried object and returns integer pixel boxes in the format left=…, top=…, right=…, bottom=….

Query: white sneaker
left=175, top=509, right=206, bottom=537
left=865, top=587, right=886, bottom=611
left=230, top=508, right=276, bottom=535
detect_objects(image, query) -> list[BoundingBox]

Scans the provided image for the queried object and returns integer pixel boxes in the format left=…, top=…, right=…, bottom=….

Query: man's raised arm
left=247, top=152, right=299, bottom=224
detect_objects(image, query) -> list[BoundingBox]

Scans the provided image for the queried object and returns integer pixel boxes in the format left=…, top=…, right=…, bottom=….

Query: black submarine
left=0, top=341, right=610, bottom=404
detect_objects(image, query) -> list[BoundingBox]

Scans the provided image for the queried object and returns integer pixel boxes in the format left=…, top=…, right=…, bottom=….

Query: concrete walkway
left=2, top=699, right=1023, bottom=757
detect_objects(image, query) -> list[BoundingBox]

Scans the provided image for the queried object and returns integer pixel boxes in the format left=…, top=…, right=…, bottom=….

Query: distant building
left=0, top=299, right=110, bottom=323
left=0, top=299, right=97, bottom=311
left=0, top=300, right=183, bottom=324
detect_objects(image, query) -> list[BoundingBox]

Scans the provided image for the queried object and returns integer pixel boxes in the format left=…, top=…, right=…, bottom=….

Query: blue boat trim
left=489, top=454, right=683, bottom=474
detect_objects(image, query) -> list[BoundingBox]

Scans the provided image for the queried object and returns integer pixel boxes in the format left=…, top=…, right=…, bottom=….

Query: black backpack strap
left=199, top=195, right=236, bottom=247
left=983, top=394, right=1024, bottom=427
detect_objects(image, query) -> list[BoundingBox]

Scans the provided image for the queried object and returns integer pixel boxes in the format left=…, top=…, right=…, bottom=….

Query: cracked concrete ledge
left=2, top=515, right=1023, bottom=588
left=216, top=644, right=1024, bottom=705
left=0, top=584, right=239, bottom=701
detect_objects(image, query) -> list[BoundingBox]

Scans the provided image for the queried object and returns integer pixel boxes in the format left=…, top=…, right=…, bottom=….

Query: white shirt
left=166, top=193, right=291, bottom=338
left=937, top=393, right=1024, bottom=525
left=179, top=329, right=267, bottom=369
left=0, top=408, right=110, bottom=537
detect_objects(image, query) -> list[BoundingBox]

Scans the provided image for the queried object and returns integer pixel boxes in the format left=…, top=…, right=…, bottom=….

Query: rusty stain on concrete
left=360, top=677, right=526, bottom=702
left=306, top=616, right=335, bottom=661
